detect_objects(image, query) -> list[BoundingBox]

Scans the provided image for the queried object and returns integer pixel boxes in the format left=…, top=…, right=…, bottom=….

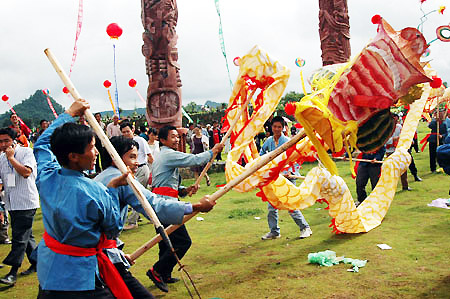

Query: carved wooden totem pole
left=318, top=0, right=351, bottom=66
left=141, top=0, right=182, bottom=129
left=141, top=0, right=187, bottom=151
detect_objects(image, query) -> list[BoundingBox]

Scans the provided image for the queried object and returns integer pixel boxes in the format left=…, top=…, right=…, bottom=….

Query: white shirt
left=106, top=123, right=121, bottom=138
left=0, top=146, right=40, bottom=211
left=148, top=140, right=160, bottom=159
left=386, top=123, right=402, bottom=154
left=133, top=136, right=151, bottom=165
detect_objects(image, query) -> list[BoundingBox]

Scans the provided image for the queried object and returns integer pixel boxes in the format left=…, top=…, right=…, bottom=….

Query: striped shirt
left=0, top=146, right=40, bottom=211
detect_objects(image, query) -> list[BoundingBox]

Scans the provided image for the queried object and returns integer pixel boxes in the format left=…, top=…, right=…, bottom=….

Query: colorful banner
left=68, top=0, right=83, bottom=76
left=214, top=0, right=233, bottom=90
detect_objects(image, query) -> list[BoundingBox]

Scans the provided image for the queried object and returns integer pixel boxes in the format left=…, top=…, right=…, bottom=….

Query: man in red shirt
left=8, top=113, right=31, bottom=139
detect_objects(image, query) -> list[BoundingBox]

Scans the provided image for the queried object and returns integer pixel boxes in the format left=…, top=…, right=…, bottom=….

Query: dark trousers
left=114, top=263, right=154, bottom=299
left=37, top=277, right=114, bottom=299
left=356, top=164, right=381, bottom=203
left=215, top=150, right=222, bottom=161
left=408, top=150, right=418, bottom=177
left=3, top=209, right=37, bottom=268
left=429, top=142, right=438, bottom=172
left=153, top=224, right=192, bottom=280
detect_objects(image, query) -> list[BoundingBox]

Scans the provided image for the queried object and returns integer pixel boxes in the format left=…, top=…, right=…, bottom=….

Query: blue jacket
left=152, top=146, right=212, bottom=200
left=94, top=166, right=186, bottom=226
left=34, top=113, right=122, bottom=291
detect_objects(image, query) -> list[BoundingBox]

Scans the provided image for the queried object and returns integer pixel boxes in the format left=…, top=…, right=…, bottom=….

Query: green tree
left=276, top=91, right=304, bottom=112
left=0, top=90, right=65, bottom=128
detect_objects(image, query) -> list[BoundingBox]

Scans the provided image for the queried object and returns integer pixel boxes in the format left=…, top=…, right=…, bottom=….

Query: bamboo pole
left=130, top=129, right=307, bottom=261
left=44, top=48, right=176, bottom=253
left=332, top=156, right=383, bottom=164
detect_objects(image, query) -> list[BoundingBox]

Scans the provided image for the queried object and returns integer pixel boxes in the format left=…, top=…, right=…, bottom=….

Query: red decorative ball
left=62, top=87, right=70, bottom=94
left=1, top=95, right=8, bottom=102
left=103, top=80, right=112, bottom=88
left=128, top=79, right=137, bottom=88
left=430, top=76, right=442, bottom=88
left=284, top=102, right=296, bottom=116
left=106, top=23, right=123, bottom=39
left=371, top=14, right=382, bottom=25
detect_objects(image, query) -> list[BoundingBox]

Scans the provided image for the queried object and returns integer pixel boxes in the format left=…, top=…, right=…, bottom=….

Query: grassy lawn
left=0, top=122, right=449, bottom=298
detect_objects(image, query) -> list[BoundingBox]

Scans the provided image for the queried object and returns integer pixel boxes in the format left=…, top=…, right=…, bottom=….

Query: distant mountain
left=205, top=100, right=226, bottom=108
left=98, top=108, right=146, bottom=118
left=0, top=90, right=65, bottom=128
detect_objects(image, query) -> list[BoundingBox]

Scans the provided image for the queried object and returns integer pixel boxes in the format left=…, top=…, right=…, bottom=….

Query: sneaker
left=0, top=274, right=16, bottom=286
left=146, top=268, right=168, bottom=292
left=299, top=227, right=312, bottom=239
left=414, top=176, right=422, bottom=182
left=261, top=232, right=281, bottom=240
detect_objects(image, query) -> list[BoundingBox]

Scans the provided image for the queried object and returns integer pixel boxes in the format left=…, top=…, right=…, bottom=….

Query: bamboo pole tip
left=44, top=48, right=50, bottom=54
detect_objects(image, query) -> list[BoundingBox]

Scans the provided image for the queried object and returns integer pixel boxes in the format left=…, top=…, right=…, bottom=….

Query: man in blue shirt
left=259, top=116, right=312, bottom=240
left=147, top=125, right=222, bottom=293
left=94, top=136, right=215, bottom=294
left=34, top=99, right=131, bottom=298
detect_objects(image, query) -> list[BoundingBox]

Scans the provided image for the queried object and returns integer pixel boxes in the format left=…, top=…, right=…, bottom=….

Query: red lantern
left=2, top=95, right=8, bottom=102
left=62, top=87, right=70, bottom=94
left=430, top=76, right=443, bottom=89
left=106, top=23, right=123, bottom=39
left=128, top=79, right=137, bottom=88
left=103, top=80, right=112, bottom=88
left=371, top=15, right=382, bottom=25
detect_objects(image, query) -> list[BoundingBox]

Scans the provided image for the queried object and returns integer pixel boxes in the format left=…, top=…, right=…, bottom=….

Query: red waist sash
left=43, top=231, right=132, bottom=299
left=153, top=186, right=178, bottom=198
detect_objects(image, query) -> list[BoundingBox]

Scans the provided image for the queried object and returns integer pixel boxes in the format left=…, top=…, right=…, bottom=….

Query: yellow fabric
left=224, top=45, right=445, bottom=234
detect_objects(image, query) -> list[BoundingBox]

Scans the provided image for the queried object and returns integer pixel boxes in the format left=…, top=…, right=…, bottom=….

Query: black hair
left=40, top=119, right=48, bottom=125
left=188, top=123, right=194, bottom=127
left=102, top=136, right=139, bottom=168
left=9, top=113, right=17, bottom=118
left=94, top=112, right=101, bottom=117
left=139, top=125, right=147, bottom=133
left=0, top=127, right=17, bottom=140
left=159, top=125, right=177, bottom=141
left=148, top=127, right=157, bottom=135
left=271, top=116, right=285, bottom=127
left=50, top=123, right=94, bottom=166
left=120, top=122, right=133, bottom=131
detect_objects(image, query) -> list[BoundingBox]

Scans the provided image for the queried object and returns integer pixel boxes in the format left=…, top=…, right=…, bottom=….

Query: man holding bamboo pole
left=355, top=145, right=386, bottom=205
left=147, top=125, right=223, bottom=292
left=94, top=136, right=216, bottom=294
left=34, top=99, right=132, bottom=298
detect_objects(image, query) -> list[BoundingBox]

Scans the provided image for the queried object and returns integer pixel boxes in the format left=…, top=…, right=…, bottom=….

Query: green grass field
left=0, top=122, right=449, bottom=298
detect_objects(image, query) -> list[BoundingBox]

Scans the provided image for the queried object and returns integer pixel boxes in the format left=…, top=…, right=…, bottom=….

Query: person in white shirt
left=120, top=122, right=152, bottom=229
left=386, top=114, right=411, bottom=191
left=0, top=128, right=39, bottom=286
left=147, top=128, right=160, bottom=176
left=106, top=115, right=121, bottom=138
left=94, top=112, right=106, bottom=131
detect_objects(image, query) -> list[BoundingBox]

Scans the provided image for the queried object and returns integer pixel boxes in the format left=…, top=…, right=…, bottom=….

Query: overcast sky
left=0, top=0, right=449, bottom=114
